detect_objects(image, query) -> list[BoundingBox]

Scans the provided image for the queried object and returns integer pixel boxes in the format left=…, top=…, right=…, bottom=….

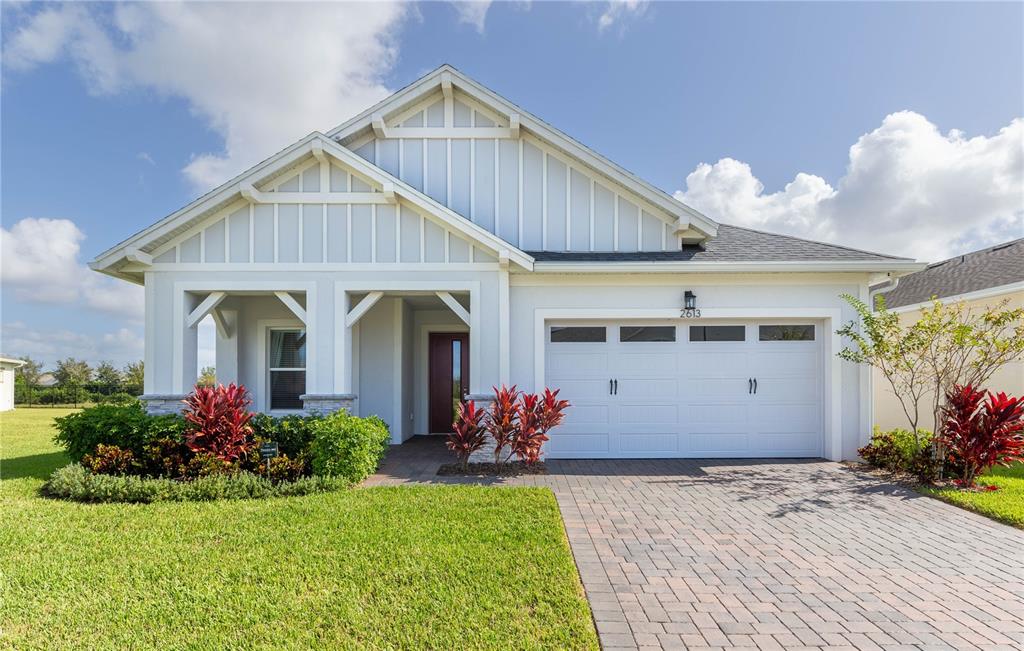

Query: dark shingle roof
left=881, top=239, right=1024, bottom=308
left=528, top=224, right=910, bottom=263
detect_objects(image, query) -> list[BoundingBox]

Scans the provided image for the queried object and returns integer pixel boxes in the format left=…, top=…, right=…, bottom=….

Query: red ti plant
left=511, top=392, right=546, bottom=465
left=539, top=388, right=570, bottom=433
left=485, top=385, right=520, bottom=467
left=941, top=384, right=1024, bottom=488
left=448, top=400, right=487, bottom=471
left=182, top=383, right=255, bottom=462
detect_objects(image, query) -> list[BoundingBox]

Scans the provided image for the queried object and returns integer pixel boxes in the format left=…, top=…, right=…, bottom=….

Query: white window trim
left=257, top=318, right=307, bottom=414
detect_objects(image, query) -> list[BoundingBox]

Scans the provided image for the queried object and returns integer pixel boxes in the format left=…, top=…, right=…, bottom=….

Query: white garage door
left=545, top=321, right=823, bottom=458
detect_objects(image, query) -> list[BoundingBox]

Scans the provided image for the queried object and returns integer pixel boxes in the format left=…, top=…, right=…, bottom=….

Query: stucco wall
left=873, top=290, right=1024, bottom=433
left=0, top=367, right=15, bottom=412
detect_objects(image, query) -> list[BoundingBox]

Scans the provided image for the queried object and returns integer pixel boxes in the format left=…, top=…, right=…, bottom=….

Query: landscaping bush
left=448, top=400, right=487, bottom=470
left=250, top=413, right=319, bottom=457
left=308, top=411, right=390, bottom=483
left=81, top=444, right=139, bottom=476
left=43, top=464, right=346, bottom=503
left=55, top=401, right=156, bottom=461
left=182, top=384, right=255, bottom=462
left=941, top=385, right=1024, bottom=488
left=858, top=427, right=932, bottom=473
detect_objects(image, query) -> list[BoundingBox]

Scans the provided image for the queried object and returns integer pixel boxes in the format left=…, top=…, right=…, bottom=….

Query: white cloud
left=4, top=2, right=408, bottom=192
left=450, top=1, right=492, bottom=33
left=2, top=321, right=144, bottom=368
left=675, top=112, right=1024, bottom=261
left=598, top=0, right=648, bottom=33
left=0, top=217, right=143, bottom=320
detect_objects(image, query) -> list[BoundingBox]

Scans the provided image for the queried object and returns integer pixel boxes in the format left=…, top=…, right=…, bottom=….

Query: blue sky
left=2, top=1, right=1022, bottom=369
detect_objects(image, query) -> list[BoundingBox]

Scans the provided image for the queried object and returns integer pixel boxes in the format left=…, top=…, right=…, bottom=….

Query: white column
left=498, top=267, right=510, bottom=386
left=214, top=309, right=238, bottom=385
left=174, top=291, right=201, bottom=394
left=334, top=286, right=354, bottom=394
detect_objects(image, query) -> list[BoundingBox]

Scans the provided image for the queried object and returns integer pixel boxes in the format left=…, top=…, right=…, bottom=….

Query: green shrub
left=44, top=464, right=346, bottom=503
left=308, top=411, right=390, bottom=483
left=53, top=401, right=187, bottom=462
left=250, top=413, right=319, bottom=457
left=859, top=427, right=932, bottom=472
left=81, top=444, right=139, bottom=476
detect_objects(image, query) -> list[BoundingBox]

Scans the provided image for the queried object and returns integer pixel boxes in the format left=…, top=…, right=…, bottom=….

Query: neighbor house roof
left=881, top=239, right=1024, bottom=308
left=529, top=224, right=914, bottom=263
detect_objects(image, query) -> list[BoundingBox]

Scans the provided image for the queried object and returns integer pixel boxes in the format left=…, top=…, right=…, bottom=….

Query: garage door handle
left=609, top=379, right=614, bottom=395
left=614, top=379, right=618, bottom=395
left=753, top=378, right=758, bottom=394
left=748, top=378, right=753, bottom=394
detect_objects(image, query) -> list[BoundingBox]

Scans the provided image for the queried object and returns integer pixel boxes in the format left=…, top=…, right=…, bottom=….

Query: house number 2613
left=680, top=308, right=701, bottom=318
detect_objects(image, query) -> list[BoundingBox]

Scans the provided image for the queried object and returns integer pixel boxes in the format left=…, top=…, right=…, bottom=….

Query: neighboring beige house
left=0, top=357, right=26, bottom=412
left=874, top=239, right=1024, bottom=432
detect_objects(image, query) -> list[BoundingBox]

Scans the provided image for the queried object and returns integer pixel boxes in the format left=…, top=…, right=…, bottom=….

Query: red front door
left=428, top=333, right=470, bottom=434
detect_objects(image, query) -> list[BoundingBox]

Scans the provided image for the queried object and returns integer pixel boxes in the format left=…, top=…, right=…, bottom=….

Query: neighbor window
left=759, top=325, right=815, bottom=341
left=620, top=326, right=676, bottom=342
left=269, top=329, right=306, bottom=410
left=550, top=326, right=606, bottom=343
left=689, top=325, right=745, bottom=342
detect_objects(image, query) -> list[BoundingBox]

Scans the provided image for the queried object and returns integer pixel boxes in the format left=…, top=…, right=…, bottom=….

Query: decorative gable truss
left=331, top=67, right=718, bottom=253
left=94, top=134, right=532, bottom=281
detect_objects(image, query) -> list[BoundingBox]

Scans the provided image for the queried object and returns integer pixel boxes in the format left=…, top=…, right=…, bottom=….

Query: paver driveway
left=367, top=440, right=1024, bottom=650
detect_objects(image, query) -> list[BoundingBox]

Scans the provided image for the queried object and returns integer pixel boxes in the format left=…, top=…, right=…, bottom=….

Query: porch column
left=141, top=287, right=200, bottom=415
left=214, top=309, right=238, bottom=385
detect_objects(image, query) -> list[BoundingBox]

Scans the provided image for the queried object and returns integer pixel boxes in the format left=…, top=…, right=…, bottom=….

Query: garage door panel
left=618, top=433, right=679, bottom=453
left=613, top=352, right=678, bottom=374
left=684, top=377, right=750, bottom=401
left=755, top=433, right=821, bottom=455
left=562, top=404, right=610, bottom=426
left=552, top=378, right=611, bottom=401
left=686, top=402, right=749, bottom=426
left=617, top=378, right=678, bottom=398
left=679, top=351, right=747, bottom=377
left=750, top=350, right=818, bottom=376
left=618, top=403, right=678, bottom=424
left=548, top=433, right=609, bottom=454
left=752, top=404, right=820, bottom=433
left=690, top=432, right=750, bottom=454
left=753, top=377, right=819, bottom=401
left=548, top=351, right=608, bottom=374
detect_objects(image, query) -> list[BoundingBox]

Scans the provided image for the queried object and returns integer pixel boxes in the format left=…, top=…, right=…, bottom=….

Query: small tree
left=837, top=295, right=932, bottom=442
left=123, top=361, right=144, bottom=395
left=94, top=362, right=122, bottom=394
left=447, top=400, right=487, bottom=471
left=14, top=357, right=42, bottom=406
left=941, top=385, right=1024, bottom=488
left=54, top=358, right=93, bottom=407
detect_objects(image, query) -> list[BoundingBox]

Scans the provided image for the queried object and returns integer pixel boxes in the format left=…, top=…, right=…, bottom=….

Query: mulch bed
left=437, top=462, right=549, bottom=477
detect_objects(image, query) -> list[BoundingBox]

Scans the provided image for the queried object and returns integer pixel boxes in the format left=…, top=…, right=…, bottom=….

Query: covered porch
left=141, top=275, right=508, bottom=445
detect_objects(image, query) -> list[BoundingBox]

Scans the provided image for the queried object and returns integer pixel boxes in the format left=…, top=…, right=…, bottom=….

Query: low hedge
left=44, top=464, right=347, bottom=503
left=309, top=411, right=390, bottom=482
left=54, top=401, right=186, bottom=462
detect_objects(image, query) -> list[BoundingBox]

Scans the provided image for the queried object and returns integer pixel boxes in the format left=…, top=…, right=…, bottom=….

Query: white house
left=0, top=357, right=26, bottom=412
left=91, top=66, right=923, bottom=461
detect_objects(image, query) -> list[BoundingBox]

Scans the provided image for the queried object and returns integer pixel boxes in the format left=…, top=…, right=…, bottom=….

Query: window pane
left=620, top=326, right=676, bottom=342
left=759, top=325, right=815, bottom=341
left=451, top=340, right=462, bottom=421
left=270, top=330, right=306, bottom=368
left=550, top=326, right=606, bottom=343
left=689, top=325, right=745, bottom=342
left=270, top=370, right=305, bottom=409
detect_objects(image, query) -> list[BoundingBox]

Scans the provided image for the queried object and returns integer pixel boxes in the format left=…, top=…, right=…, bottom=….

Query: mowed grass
left=0, top=409, right=598, bottom=650
left=922, top=463, right=1024, bottom=529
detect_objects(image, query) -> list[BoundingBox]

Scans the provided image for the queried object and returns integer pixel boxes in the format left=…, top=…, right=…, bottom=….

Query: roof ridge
left=718, top=223, right=912, bottom=261
left=923, top=237, right=1024, bottom=269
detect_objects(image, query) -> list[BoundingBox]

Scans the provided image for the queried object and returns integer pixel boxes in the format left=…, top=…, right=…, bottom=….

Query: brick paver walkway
left=366, top=438, right=1024, bottom=650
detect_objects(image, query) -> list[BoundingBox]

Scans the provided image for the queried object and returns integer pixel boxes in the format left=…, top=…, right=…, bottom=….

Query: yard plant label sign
left=260, top=442, right=279, bottom=460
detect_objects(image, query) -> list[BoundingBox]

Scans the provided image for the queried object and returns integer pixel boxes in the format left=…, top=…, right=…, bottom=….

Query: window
left=620, top=326, right=676, bottom=342
left=269, top=329, right=306, bottom=409
left=550, top=326, right=606, bottom=343
left=689, top=325, right=745, bottom=342
left=759, top=325, right=815, bottom=341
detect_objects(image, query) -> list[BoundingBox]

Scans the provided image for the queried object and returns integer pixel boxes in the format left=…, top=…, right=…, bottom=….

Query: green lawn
left=0, top=409, right=597, bottom=650
left=921, top=463, right=1024, bottom=529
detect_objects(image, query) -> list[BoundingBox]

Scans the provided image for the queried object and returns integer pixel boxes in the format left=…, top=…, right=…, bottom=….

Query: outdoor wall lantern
left=684, top=291, right=697, bottom=310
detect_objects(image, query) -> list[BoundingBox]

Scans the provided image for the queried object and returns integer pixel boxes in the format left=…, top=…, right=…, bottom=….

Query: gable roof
left=882, top=239, right=1024, bottom=308
left=90, top=132, right=534, bottom=281
left=326, top=64, right=718, bottom=238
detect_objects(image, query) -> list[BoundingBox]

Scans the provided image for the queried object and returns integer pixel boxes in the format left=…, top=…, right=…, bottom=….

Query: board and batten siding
left=347, top=94, right=679, bottom=253
left=150, top=159, right=497, bottom=266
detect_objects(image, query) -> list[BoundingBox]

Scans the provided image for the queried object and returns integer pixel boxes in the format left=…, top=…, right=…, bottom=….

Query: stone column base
left=140, top=394, right=187, bottom=415
left=466, top=393, right=496, bottom=464
left=300, top=394, right=356, bottom=415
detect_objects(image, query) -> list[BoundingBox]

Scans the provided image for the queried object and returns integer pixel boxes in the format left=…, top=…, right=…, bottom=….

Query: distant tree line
left=14, top=358, right=146, bottom=407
